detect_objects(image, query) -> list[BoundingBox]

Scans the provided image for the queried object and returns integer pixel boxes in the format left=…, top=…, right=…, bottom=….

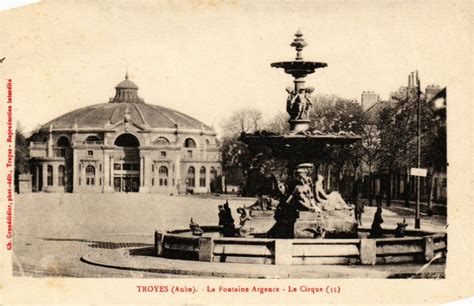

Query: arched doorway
left=56, top=136, right=73, bottom=192
left=113, top=133, right=140, bottom=192
left=210, top=166, right=217, bottom=192
left=186, top=166, right=196, bottom=193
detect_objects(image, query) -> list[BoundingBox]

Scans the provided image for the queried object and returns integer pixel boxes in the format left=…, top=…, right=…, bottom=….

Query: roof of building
left=40, top=76, right=213, bottom=132
left=115, top=78, right=139, bottom=90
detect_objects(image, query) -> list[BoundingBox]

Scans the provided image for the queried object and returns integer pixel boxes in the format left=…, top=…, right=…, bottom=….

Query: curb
left=80, top=247, right=444, bottom=279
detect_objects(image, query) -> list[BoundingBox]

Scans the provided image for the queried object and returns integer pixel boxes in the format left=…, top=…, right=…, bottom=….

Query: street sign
left=410, top=168, right=427, bottom=177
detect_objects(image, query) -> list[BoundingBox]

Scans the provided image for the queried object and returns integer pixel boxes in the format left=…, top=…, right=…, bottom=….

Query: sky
left=0, top=0, right=471, bottom=135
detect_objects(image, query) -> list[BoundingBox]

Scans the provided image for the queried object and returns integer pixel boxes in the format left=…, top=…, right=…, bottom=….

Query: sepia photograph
left=0, top=0, right=471, bottom=304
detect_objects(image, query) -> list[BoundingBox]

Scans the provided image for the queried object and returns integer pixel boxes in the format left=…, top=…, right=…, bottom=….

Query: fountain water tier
left=270, top=61, right=328, bottom=78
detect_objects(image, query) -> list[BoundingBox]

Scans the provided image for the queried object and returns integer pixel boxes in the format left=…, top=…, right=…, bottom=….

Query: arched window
left=199, top=166, right=206, bottom=187
left=184, top=138, right=196, bottom=148
left=56, top=136, right=70, bottom=157
left=58, top=165, right=65, bottom=186
left=85, top=165, right=95, bottom=186
left=205, top=139, right=210, bottom=146
left=85, top=135, right=101, bottom=143
left=159, top=166, right=168, bottom=186
left=114, top=133, right=140, bottom=147
left=47, top=165, right=53, bottom=186
left=154, top=137, right=170, bottom=146
left=187, top=166, right=195, bottom=187
left=57, top=136, right=70, bottom=147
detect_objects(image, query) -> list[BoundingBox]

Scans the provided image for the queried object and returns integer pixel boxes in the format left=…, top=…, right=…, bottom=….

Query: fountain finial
left=290, top=30, right=307, bottom=61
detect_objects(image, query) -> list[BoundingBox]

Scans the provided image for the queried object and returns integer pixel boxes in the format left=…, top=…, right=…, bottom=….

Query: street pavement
left=11, top=193, right=447, bottom=278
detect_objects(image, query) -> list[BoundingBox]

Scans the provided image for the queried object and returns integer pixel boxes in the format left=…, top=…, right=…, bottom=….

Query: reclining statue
left=314, top=174, right=351, bottom=211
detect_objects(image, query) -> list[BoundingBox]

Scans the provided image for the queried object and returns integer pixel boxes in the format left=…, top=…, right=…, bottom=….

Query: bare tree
left=264, top=111, right=289, bottom=134
left=220, top=107, right=263, bottom=138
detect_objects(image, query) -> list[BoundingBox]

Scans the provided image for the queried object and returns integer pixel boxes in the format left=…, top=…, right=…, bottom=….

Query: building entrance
left=113, top=162, right=140, bottom=192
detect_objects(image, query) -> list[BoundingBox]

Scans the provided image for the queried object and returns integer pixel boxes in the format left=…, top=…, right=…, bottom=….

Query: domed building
left=28, top=74, right=221, bottom=194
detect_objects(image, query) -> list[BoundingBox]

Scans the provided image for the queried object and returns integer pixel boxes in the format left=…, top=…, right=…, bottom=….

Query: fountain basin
left=155, top=226, right=447, bottom=265
left=270, top=61, right=328, bottom=75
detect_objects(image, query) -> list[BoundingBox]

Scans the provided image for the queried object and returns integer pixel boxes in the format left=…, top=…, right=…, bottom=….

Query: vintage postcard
left=0, top=0, right=472, bottom=304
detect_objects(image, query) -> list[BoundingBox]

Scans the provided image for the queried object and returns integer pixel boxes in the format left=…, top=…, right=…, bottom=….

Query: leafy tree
left=220, top=108, right=290, bottom=195
left=14, top=122, right=30, bottom=192
left=377, top=85, right=446, bottom=208
left=309, top=97, right=364, bottom=192
left=359, top=122, right=382, bottom=204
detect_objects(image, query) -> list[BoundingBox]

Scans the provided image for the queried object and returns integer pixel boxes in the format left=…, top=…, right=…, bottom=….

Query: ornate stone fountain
left=238, top=30, right=360, bottom=239
left=150, top=32, right=447, bottom=268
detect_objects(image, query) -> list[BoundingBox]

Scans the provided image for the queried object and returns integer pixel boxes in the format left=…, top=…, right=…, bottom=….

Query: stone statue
left=286, top=86, right=294, bottom=116
left=286, top=168, right=321, bottom=212
left=286, top=87, right=314, bottom=120
left=369, top=207, right=384, bottom=238
left=394, top=218, right=408, bottom=238
left=218, top=205, right=226, bottom=226
left=247, top=195, right=279, bottom=211
left=189, top=218, right=203, bottom=236
left=222, top=201, right=236, bottom=237
left=304, top=87, right=315, bottom=118
left=237, top=207, right=252, bottom=226
left=314, top=174, right=351, bottom=210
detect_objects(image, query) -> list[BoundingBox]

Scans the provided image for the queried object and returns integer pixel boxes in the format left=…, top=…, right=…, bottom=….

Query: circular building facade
left=28, top=75, right=221, bottom=194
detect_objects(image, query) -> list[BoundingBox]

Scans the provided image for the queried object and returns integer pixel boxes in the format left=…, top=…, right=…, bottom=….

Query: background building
left=361, top=91, right=380, bottom=111
left=28, top=75, right=221, bottom=194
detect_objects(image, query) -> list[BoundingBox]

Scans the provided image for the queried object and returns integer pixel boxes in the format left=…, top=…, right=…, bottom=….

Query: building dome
left=115, top=73, right=139, bottom=90
left=40, top=75, right=213, bottom=131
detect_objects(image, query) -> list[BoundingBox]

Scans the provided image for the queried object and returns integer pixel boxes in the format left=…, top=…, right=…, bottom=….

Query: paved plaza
left=12, top=193, right=447, bottom=278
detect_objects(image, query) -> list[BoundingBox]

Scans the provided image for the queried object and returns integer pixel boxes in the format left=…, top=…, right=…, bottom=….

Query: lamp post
left=415, top=71, right=421, bottom=229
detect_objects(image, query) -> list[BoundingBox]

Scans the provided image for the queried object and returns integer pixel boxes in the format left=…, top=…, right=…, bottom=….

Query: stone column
left=47, top=128, right=53, bottom=157
left=72, top=149, right=78, bottom=191
left=52, top=163, right=58, bottom=188
left=206, top=166, right=210, bottom=193
left=140, top=155, right=151, bottom=193
left=143, top=155, right=146, bottom=186
left=109, top=156, right=114, bottom=187
left=42, top=163, right=48, bottom=191
left=81, top=162, right=85, bottom=188
left=175, top=155, right=181, bottom=194
left=103, top=153, right=109, bottom=192
left=153, top=161, right=158, bottom=191
left=140, top=156, right=144, bottom=186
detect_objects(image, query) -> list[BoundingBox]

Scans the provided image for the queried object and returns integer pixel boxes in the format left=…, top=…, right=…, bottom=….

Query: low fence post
left=360, top=239, right=377, bottom=265
left=274, top=239, right=293, bottom=265
left=424, top=236, right=434, bottom=262
left=198, top=237, right=213, bottom=262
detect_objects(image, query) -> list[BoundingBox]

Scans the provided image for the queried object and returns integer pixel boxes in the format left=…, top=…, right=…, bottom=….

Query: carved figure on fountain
left=286, top=166, right=321, bottom=212
left=286, top=87, right=314, bottom=121
left=314, top=174, right=352, bottom=211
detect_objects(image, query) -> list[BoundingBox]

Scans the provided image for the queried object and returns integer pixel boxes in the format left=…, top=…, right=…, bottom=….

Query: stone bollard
left=18, top=174, right=32, bottom=193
